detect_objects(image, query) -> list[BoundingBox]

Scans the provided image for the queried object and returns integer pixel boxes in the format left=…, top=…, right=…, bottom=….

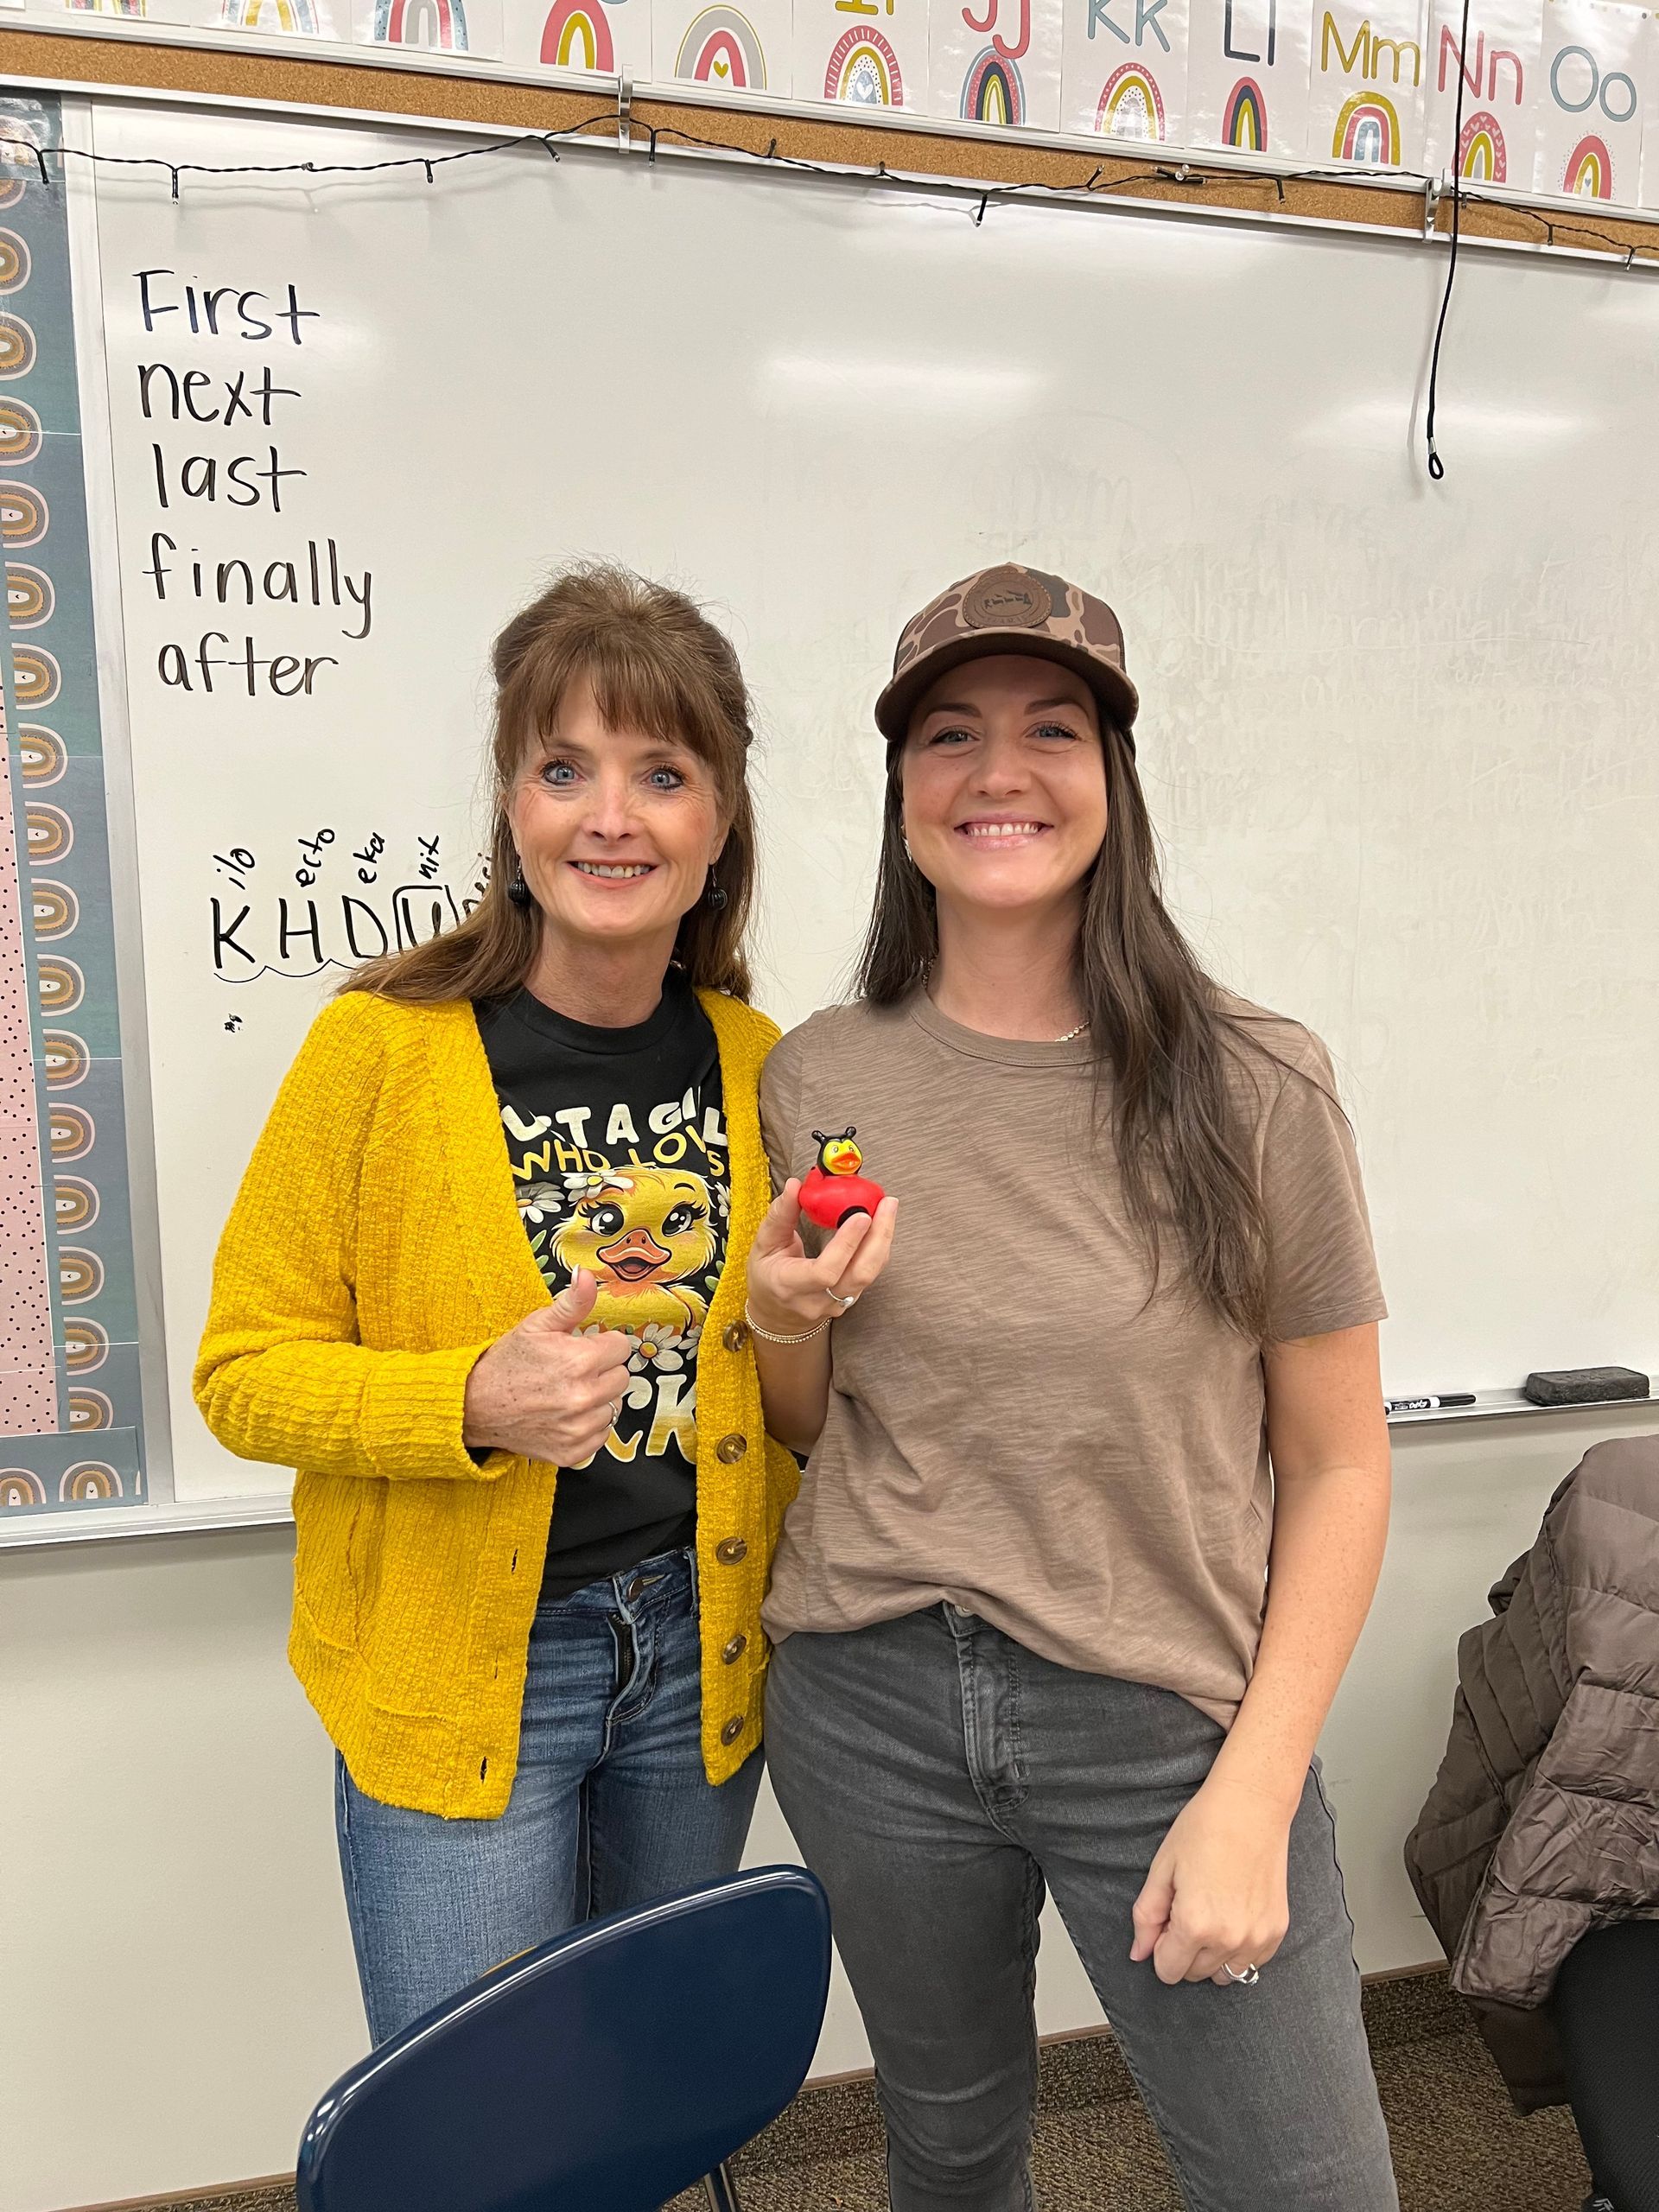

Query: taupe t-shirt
left=759, top=993, right=1386, bottom=1722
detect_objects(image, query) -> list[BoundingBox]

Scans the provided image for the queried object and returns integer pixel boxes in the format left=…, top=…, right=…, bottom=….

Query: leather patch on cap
left=962, top=566, right=1052, bottom=631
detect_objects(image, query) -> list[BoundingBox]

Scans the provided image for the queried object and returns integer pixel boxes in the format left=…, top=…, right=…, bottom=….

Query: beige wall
left=3, top=1408, right=1649, bottom=2212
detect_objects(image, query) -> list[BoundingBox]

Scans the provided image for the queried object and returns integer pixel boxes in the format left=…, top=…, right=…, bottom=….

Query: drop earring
left=506, top=866, right=533, bottom=910
left=705, top=871, right=728, bottom=912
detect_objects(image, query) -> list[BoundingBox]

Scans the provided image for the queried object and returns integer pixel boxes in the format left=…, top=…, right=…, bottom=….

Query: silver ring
left=607, top=1399, right=623, bottom=1424
left=826, top=1288, right=858, bottom=1309
left=1221, top=1961, right=1260, bottom=1986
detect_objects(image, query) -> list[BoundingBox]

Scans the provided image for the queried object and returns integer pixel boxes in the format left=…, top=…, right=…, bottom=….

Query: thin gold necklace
left=923, top=975, right=1087, bottom=1046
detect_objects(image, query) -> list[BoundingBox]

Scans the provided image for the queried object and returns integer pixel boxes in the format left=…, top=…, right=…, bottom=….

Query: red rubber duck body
left=799, top=1128, right=886, bottom=1231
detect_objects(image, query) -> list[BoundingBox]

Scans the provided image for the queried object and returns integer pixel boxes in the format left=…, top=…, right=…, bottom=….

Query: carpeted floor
left=124, top=1971, right=1591, bottom=2212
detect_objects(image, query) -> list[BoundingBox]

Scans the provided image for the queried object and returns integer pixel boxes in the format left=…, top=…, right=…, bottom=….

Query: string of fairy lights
left=3, top=75, right=1656, bottom=480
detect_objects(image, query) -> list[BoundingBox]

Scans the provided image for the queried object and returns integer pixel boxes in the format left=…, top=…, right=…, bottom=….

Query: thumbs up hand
left=462, top=1270, right=635, bottom=1465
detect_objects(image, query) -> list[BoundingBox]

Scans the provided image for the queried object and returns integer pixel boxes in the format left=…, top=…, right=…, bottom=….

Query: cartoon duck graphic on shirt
left=541, top=1166, right=719, bottom=1333
left=503, top=1078, right=729, bottom=1463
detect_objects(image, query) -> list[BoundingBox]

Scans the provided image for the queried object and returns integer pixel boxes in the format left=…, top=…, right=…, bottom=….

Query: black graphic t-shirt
left=474, top=971, right=728, bottom=1600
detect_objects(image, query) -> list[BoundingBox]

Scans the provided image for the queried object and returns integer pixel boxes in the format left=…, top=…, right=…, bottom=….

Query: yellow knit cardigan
left=194, top=985, right=796, bottom=1819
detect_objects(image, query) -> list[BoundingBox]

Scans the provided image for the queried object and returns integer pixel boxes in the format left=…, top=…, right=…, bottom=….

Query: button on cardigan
left=194, top=986, right=796, bottom=1819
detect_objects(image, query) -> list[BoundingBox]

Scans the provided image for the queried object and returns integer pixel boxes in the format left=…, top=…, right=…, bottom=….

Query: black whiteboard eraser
left=1521, top=1366, right=1650, bottom=1408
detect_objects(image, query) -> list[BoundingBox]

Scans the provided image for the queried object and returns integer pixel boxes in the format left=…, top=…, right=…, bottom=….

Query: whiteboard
left=73, top=97, right=1659, bottom=1507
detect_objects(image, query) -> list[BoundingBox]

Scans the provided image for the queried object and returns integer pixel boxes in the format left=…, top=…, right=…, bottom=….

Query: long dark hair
left=857, top=721, right=1279, bottom=1343
left=342, top=563, right=756, bottom=1005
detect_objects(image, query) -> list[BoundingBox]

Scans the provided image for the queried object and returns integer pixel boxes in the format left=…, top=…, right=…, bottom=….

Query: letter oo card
left=1535, top=0, right=1653, bottom=206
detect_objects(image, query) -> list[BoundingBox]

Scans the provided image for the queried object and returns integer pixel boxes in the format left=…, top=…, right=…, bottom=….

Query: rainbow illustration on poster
left=825, top=24, right=905, bottom=105
left=217, top=0, right=323, bottom=27
left=1096, top=61, right=1166, bottom=138
left=373, top=0, right=471, bottom=47
left=1222, top=76, right=1268, bottom=149
left=1562, top=133, right=1613, bottom=197
left=1457, top=109, right=1504, bottom=181
left=541, top=0, right=615, bottom=69
left=962, top=48, right=1025, bottom=124
left=67, top=1, right=149, bottom=16
left=676, top=5, right=767, bottom=87
left=1332, top=90, right=1400, bottom=162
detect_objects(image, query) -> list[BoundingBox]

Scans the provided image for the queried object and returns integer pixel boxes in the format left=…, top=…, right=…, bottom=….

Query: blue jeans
left=767, top=1605, right=1399, bottom=2212
left=335, top=1547, right=763, bottom=2045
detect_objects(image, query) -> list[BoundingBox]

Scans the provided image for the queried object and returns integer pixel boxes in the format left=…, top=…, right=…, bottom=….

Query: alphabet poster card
left=212, top=0, right=345, bottom=32
left=1186, top=0, right=1313, bottom=156
left=793, top=0, right=931, bottom=107
left=652, top=0, right=793, bottom=92
left=929, top=0, right=1065, bottom=130
left=1306, top=0, right=1430, bottom=166
left=503, top=0, right=652, bottom=75
left=59, top=0, right=193, bottom=26
left=1534, top=0, right=1652, bottom=203
left=1421, top=0, right=1541, bottom=180
left=353, top=0, right=503, bottom=56
left=1061, top=0, right=1193, bottom=144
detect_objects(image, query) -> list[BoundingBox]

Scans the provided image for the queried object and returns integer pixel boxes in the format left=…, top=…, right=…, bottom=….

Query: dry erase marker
left=1383, top=1394, right=1476, bottom=1414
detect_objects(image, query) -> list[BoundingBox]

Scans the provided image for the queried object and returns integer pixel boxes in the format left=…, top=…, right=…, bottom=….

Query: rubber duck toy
left=798, top=1128, right=887, bottom=1232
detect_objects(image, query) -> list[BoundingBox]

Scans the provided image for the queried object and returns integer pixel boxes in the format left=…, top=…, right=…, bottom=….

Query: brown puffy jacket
left=1404, top=1434, right=1659, bottom=2112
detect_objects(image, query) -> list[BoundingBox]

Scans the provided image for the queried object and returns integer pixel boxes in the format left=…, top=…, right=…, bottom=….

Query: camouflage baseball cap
left=874, top=563, right=1138, bottom=748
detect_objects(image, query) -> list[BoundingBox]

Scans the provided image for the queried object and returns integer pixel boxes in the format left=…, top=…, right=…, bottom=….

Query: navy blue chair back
left=296, top=1866, right=831, bottom=2212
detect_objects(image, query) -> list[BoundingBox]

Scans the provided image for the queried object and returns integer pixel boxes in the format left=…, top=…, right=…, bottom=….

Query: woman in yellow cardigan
left=195, top=565, right=796, bottom=2045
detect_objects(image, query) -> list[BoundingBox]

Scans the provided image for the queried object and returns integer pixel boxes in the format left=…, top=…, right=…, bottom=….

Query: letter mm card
left=1308, top=0, right=1430, bottom=167
left=793, top=0, right=931, bottom=109
left=928, top=0, right=1064, bottom=130
left=1062, top=0, right=1194, bottom=144
left=1186, top=0, right=1313, bottom=156
left=1421, top=0, right=1542, bottom=181
left=504, top=0, right=651, bottom=75
left=1535, top=0, right=1654, bottom=205
left=652, top=0, right=793, bottom=92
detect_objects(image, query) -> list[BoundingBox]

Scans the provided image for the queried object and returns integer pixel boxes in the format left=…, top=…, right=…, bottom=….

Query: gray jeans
left=766, top=1605, right=1398, bottom=2212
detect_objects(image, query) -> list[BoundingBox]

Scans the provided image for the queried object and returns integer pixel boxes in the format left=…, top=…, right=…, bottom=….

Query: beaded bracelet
left=744, top=1303, right=832, bottom=1346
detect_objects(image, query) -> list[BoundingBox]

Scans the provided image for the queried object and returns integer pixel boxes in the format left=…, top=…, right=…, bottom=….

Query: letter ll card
left=652, top=0, right=793, bottom=92
left=928, top=0, right=1064, bottom=131
left=1307, top=0, right=1431, bottom=167
left=1187, top=0, right=1313, bottom=157
left=505, top=0, right=652, bottom=74
left=793, top=0, right=931, bottom=109
left=1422, top=0, right=1542, bottom=181
left=1535, top=0, right=1653, bottom=206
left=353, top=0, right=503, bottom=56
left=1061, top=0, right=1194, bottom=143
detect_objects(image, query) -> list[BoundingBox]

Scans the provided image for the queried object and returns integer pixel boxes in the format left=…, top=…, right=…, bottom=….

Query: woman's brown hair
left=857, top=721, right=1281, bottom=1344
left=342, top=563, right=756, bottom=1005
